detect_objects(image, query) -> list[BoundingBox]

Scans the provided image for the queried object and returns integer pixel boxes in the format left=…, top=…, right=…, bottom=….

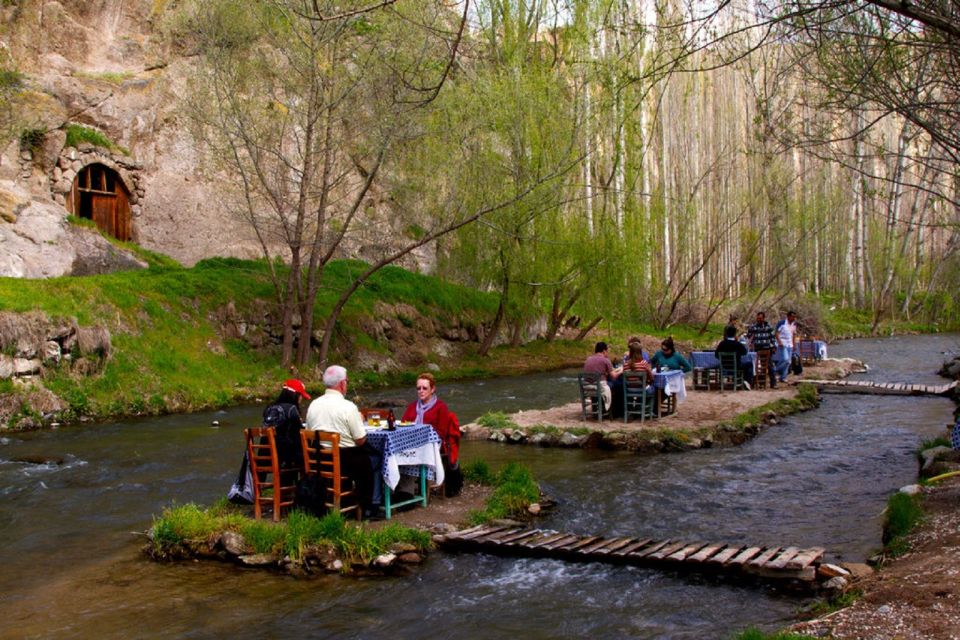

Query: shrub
left=883, top=492, right=924, bottom=556
left=19, top=127, right=44, bottom=154
left=468, top=462, right=540, bottom=525
left=476, top=411, right=518, bottom=430
left=462, top=459, right=495, bottom=485
left=64, top=123, right=129, bottom=155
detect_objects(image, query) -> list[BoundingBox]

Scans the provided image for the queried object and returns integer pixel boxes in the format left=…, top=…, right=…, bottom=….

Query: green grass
left=64, top=123, right=130, bottom=155
left=150, top=503, right=430, bottom=565
left=722, top=383, right=819, bottom=432
left=462, top=459, right=495, bottom=485
left=805, top=588, right=863, bottom=617
left=882, top=492, right=924, bottom=557
left=918, top=436, right=951, bottom=457
left=468, top=462, right=540, bottom=525
left=74, top=70, right=136, bottom=85
left=475, top=411, right=519, bottom=430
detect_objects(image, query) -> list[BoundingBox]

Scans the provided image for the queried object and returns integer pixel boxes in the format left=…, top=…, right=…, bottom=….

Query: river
left=0, top=334, right=957, bottom=639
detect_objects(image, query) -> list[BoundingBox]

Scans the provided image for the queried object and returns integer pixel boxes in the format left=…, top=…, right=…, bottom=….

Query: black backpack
left=263, top=403, right=302, bottom=468
left=790, top=352, right=803, bottom=375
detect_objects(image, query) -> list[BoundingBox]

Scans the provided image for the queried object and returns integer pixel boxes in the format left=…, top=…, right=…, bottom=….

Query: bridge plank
left=785, top=547, right=825, bottom=569
left=517, top=532, right=561, bottom=548
left=649, top=540, right=688, bottom=560
left=707, top=546, right=743, bottom=565
left=582, top=537, right=627, bottom=554
left=611, top=538, right=653, bottom=557
left=446, top=524, right=487, bottom=539
left=631, top=540, right=671, bottom=558
left=496, top=529, right=542, bottom=545
left=726, top=546, right=764, bottom=567
left=667, top=542, right=708, bottom=562
left=594, top=538, right=637, bottom=555
left=765, top=546, right=801, bottom=570
left=541, top=534, right=583, bottom=550
left=688, top=543, right=726, bottom=563
left=563, top=536, right=604, bottom=552
left=485, top=527, right=525, bottom=542
left=748, top=547, right=781, bottom=568
left=459, top=525, right=511, bottom=541
left=525, top=532, right=572, bottom=549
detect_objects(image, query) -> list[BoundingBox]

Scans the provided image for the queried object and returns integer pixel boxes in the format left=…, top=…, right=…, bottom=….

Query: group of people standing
left=741, top=310, right=799, bottom=388
left=259, top=366, right=461, bottom=520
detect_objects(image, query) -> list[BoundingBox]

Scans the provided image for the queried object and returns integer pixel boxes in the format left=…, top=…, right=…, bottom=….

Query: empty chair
left=300, top=430, right=362, bottom=520
left=245, top=427, right=298, bottom=522
left=754, top=349, right=770, bottom=389
left=578, top=372, right=607, bottom=422
left=622, top=371, right=654, bottom=423
left=717, top=352, right=745, bottom=391
left=798, top=340, right=816, bottom=364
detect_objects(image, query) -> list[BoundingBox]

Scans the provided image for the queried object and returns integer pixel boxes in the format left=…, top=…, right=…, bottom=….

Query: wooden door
left=91, top=193, right=117, bottom=238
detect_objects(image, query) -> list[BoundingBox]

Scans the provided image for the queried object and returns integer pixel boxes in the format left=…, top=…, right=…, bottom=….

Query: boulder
left=43, top=340, right=61, bottom=364
left=920, top=446, right=953, bottom=472
left=220, top=531, right=248, bottom=556
left=559, top=431, right=586, bottom=447
left=0, top=355, right=14, bottom=379
left=898, top=484, right=923, bottom=496
left=840, top=562, right=874, bottom=579
left=388, top=543, right=418, bottom=554
left=396, top=552, right=423, bottom=565
left=14, top=358, right=41, bottom=376
left=527, top=503, right=541, bottom=515
left=373, top=553, right=396, bottom=569
left=822, top=576, right=848, bottom=591
left=508, top=430, right=527, bottom=444
left=238, top=553, right=276, bottom=566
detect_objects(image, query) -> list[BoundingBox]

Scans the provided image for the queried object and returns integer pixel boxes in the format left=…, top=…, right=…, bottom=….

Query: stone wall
left=46, top=144, right=146, bottom=228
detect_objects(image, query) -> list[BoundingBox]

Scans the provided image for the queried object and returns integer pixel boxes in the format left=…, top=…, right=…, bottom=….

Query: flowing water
left=0, top=334, right=957, bottom=639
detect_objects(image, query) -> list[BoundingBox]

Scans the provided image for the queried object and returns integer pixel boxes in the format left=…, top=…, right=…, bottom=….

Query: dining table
left=651, top=369, right=686, bottom=417
left=364, top=423, right=444, bottom=519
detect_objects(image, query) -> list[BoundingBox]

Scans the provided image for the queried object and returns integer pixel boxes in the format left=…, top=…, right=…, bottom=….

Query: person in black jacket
left=714, top=325, right=754, bottom=389
left=263, top=379, right=310, bottom=469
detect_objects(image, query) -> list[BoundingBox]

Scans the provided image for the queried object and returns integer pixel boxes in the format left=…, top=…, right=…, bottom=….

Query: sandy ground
left=793, top=477, right=960, bottom=640
left=506, top=384, right=798, bottom=433
left=367, top=483, right=492, bottom=531
left=465, top=359, right=863, bottom=436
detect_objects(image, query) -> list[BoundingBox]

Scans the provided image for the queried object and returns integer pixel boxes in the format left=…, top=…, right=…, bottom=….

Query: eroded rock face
left=0, top=182, right=147, bottom=278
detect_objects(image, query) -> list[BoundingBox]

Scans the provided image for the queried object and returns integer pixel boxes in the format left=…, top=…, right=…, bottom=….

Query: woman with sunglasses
left=649, top=336, right=692, bottom=373
left=401, top=372, right=462, bottom=496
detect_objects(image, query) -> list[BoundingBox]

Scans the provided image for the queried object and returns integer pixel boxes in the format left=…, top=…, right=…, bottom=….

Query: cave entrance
left=67, top=163, right=132, bottom=241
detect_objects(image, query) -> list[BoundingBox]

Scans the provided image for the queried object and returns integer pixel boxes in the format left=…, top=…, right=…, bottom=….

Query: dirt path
left=793, top=477, right=960, bottom=640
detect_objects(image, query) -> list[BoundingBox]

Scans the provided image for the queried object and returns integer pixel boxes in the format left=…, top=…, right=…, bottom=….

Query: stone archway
left=67, top=163, right=132, bottom=241
left=49, top=146, right=145, bottom=242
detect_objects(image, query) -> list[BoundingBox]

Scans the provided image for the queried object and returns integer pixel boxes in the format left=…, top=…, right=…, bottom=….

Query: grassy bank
left=462, top=460, right=540, bottom=524
left=149, top=501, right=431, bottom=567
left=0, top=253, right=948, bottom=427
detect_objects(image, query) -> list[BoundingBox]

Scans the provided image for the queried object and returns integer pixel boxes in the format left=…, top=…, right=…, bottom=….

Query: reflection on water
left=0, top=334, right=956, bottom=639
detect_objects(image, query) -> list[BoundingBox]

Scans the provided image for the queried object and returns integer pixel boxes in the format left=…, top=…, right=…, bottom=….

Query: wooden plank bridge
left=806, top=378, right=957, bottom=397
left=438, top=525, right=832, bottom=588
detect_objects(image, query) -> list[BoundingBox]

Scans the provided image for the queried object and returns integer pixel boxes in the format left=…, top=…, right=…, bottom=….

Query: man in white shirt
left=775, top=311, right=798, bottom=383
left=305, top=365, right=377, bottom=515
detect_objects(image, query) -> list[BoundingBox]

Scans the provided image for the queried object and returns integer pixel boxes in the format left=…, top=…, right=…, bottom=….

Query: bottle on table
left=387, top=409, right=396, bottom=431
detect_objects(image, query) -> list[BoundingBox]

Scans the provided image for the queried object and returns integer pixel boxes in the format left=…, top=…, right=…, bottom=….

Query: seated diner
left=714, top=325, right=755, bottom=389
left=649, top=337, right=692, bottom=373
left=401, top=373, right=463, bottom=496
left=304, top=365, right=379, bottom=518
left=611, top=340, right=653, bottom=418
left=583, top=341, right=622, bottom=410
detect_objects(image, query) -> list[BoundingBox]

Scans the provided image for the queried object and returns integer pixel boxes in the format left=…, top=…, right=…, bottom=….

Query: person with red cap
left=263, top=378, right=310, bottom=469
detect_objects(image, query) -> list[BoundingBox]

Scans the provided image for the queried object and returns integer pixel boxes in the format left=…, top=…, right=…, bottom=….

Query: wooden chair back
left=622, top=370, right=653, bottom=423
left=578, top=372, right=605, bottom=422
left=244, top=427, right=298, bottom=522
left=717, top=352, right=744, bottom=391
left=798, top=340, right=816, bottom=364
left=754, top=349, right=771, bottom=389
left=299, top=430, right=361, bottom=520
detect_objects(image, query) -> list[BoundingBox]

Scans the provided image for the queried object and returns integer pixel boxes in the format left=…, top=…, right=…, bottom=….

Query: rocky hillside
left=0, top=0, right=421, bottom=274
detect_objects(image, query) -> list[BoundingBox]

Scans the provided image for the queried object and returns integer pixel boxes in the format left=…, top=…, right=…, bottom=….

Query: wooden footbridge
left=438, top=525, right=835, bottom=588
left=806, top=378, right=956, bottom=397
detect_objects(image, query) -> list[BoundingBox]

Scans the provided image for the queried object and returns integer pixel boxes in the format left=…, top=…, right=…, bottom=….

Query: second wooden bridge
left=806, top=378, right=956, bottom=397
left=438, top=525, right=835, bottom=589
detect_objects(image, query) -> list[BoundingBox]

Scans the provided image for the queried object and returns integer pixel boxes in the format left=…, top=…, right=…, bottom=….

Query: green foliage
left=0, top=68, right=23, bottom=90
left=468, top=462, right=540, bottom=525
left=19, top=127, right=45, bottom=154
left=883, top=492, right=923, bottom=556
left=475, top=411, right=519, bottom=430
left=64, top=124, right=129, bottom=155
left=461, top=459, right=495, bottom=485
left=806, top=588, right=863, bottom=617
left=74, top=70, right=135, bottom=85
left=151, top=504, right=430, bottom=565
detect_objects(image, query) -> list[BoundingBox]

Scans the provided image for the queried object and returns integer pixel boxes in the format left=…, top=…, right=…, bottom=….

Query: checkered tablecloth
left=690, top=351, right=758, bottom=373
left=365, top=425, right=443, bottom=490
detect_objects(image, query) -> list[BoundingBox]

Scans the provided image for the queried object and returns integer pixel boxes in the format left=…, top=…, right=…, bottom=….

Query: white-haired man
left=305, top=365, right=377, bottom=516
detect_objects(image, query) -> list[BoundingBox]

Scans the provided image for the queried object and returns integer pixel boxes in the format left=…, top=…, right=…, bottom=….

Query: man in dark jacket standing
left=746, top=311, right=777, bottom=389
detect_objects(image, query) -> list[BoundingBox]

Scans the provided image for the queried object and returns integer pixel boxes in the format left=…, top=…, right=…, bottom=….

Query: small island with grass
left=145, top=461, right=545, bottom=576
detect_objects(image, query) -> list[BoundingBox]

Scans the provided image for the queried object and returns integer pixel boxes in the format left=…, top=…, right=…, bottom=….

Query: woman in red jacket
left=401, top=372, right=462, bottom=496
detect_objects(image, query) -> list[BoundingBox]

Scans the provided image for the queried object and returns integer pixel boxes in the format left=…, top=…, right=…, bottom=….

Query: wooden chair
left=245, top=427, right=298, bottom=522
left=717, top=352, right=745, bottom=391
left=798, top=340, right=817, bottom=364
left=578, top=372, right=607, bottom=422
left=754, top=349, right=771, bottom=389
left=623, top=371, right=655, bottom=423
left=299, top=430, right=362, bottom=520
